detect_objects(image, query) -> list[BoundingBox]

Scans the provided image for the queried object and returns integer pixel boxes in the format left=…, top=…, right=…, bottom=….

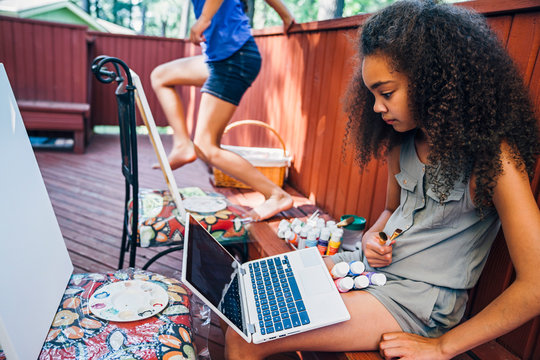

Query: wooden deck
left=33, top=133, right=316, bottom=360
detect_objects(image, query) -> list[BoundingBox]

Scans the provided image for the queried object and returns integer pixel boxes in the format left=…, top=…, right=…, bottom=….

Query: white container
left=330, top=262, right=350, bottom=279
left=340, top=215, right=366, bottom=251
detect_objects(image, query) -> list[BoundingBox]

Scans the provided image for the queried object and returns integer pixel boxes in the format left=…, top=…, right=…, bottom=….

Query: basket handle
left=223, top=120, right=287, bottom=156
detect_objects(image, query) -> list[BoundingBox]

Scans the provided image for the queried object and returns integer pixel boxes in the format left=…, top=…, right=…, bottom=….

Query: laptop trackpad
left=298, top=267, right=333, bottom=296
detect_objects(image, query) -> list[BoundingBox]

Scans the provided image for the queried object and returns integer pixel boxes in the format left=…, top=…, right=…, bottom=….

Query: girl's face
left=362, top=54, right=416, bottom=132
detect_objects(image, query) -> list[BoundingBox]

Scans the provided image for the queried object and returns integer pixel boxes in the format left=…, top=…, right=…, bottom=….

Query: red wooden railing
left=0, top=0, right=539, bottom=357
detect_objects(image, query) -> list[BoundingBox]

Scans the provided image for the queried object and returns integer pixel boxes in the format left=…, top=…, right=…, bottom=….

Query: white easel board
left=0, top=64, right=73, bottom=360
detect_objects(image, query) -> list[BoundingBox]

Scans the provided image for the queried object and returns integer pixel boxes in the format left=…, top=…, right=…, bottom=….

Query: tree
left=318, top=0, right=344, bottom=20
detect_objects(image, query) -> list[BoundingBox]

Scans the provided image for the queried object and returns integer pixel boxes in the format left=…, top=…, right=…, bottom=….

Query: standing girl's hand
left=362, top=231, right=394, bottom=267
left=379, top=332, right=448, bottom=360
left=190, top=17, right=211, bottom=45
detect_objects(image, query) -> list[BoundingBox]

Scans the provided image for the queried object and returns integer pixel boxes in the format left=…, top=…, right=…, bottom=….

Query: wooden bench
left=17, top=100, right=90, bottom=154
left=237, top=187, right=521, bottom=360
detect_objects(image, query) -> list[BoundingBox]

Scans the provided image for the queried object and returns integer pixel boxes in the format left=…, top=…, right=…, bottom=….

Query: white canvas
left=0, top=64, right=73, bottom=360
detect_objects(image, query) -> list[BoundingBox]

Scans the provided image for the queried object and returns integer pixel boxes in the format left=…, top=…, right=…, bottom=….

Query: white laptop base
left=182, top=213, right=350, bottom=344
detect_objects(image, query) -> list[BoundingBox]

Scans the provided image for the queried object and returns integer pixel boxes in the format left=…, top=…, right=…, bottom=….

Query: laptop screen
left=185, top=214, right=246, bottom=334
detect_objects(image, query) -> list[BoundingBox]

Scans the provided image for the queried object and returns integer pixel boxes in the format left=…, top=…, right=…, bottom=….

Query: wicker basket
left=213, top=120, right=292, bottom=189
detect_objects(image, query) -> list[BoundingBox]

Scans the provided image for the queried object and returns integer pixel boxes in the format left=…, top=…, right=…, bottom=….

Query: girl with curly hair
left=223, top=1, right=540, bottom=359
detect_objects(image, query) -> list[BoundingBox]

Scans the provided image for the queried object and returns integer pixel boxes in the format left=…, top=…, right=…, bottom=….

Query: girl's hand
left=362, top=231, right=394, bottom=267
left=379, top=332, right=448, bottom=360
left=190, top=17, right=211, bottom=45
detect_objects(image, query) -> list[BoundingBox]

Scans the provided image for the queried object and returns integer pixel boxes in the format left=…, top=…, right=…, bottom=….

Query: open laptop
left=181, top=212, right=350, bottom=344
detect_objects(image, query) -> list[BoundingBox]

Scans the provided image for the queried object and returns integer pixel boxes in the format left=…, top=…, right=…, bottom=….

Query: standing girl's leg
left=150, top=55, right=209, bottom=169
left=193, top=93, right=293, bottom=220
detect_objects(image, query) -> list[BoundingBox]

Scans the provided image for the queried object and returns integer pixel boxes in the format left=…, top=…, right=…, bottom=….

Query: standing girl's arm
left=379, top=142, right=540, bottom=360
left=362, top=145, right=401, bottom=268
left=190, top=0, right=224, bottom=44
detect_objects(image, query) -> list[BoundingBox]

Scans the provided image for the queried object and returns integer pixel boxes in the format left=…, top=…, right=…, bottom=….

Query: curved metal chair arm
left=91, top=56, right=134, bottom=88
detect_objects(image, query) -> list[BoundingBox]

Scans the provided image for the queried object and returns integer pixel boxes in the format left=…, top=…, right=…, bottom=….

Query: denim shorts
left=201, top=37, right=262, bottom=106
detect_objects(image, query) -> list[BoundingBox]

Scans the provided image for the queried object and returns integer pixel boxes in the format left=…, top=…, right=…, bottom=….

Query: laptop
left=181, top=212, right=350, bottom=344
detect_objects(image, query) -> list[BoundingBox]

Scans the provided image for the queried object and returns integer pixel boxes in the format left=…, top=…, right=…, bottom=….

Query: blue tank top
left=333, top=132, right=501, bottom=289
left=192, top=0, right=253, bottom=62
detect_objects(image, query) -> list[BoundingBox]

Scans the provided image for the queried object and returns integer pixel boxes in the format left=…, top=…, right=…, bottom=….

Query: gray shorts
left=365, top=273, right=468, bottom=337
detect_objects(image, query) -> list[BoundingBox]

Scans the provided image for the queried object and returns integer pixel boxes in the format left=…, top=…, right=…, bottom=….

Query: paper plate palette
left=89, top=280, right=169, bottom=322
left=182, top=196, right=227, bottom=213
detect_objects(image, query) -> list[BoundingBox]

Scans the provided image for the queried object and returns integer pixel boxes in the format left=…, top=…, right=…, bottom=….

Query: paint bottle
left=277, top=219, right=291, bottom=238
left=298, top=226, right=310, bottom=250
left=326, top=220, right=336, bottom=229
left=334, top=277, right=354, bottom=293
left=330, top=262, right=350, bottom=279
left=353, top=275, right=370, bottom=289
left=326, top=228, right=343, bottom=256
left=305, top=229, right=319, bottom=248
left=317, top=227, right=331, bottom=255
left=292, top=223, right=303, bottom=235
left=284, top=229, right=298, bottom=247
left=347, top=261, right=365, bottom=276
left=363, top=272, right=387, bottom=286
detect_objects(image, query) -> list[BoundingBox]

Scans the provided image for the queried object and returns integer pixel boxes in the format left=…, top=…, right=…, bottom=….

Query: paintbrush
left=336, top=216, right=355, bottom=228
left=378, top=229, right=403, bottom=246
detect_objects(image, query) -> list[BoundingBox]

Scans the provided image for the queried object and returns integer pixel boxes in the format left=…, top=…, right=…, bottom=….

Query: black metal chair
left=91, top=56, right=249, bottom=269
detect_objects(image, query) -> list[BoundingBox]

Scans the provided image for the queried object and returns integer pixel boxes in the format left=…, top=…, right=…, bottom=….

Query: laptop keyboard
left=248, top=254, right=310, bottom=335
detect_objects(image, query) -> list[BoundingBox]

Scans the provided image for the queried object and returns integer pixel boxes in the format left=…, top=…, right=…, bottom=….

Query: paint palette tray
left=89, top=280, right=169, bottom=322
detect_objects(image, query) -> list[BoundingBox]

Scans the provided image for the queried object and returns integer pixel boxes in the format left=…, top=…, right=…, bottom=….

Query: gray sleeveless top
left=334, top=132, right=501, bottom=289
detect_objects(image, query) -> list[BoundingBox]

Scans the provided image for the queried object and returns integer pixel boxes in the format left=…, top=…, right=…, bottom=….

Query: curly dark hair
left=344, top=0, right=539, bottom=208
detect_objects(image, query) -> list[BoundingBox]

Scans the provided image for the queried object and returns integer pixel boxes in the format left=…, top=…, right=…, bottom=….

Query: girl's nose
left=373, top=99, right=387, bottom=114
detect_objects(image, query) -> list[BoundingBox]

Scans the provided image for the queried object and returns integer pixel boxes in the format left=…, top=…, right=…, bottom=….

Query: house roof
left=0, top=0, right=136, bottom=34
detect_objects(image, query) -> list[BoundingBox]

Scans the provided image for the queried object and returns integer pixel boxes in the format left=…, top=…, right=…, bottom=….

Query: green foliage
left=72, top=0, right=461, bottom=37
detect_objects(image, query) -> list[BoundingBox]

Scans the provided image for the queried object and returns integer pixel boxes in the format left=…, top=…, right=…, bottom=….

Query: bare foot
left=249, top=191, right=293, bottom=221
left=153, top=141, right=197, bottom=170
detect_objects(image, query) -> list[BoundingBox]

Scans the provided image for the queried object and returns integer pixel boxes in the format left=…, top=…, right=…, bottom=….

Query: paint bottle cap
left=348, top=261, right=365, bottom=276
left=330, top=262, right=350, bottom=279
left=353, top=275, right=370, bottom=289
left=331, top=228, right=343, bottom=241
left=326, top=220, right=336, bottom=228
left=307, top=229, right=318, bottom=241
left=291, top=218, right=303, bottom=228
left=316, top=218, right=326, bottom=228
left=300, top=225, right=311, bottom=237
left=369, top=272, right=387, bottom=286
left=292, top=223, right=303, bottom=234
left=320, top=228, right=331, bottom=241
left=278, top=219, right=290, bottom=230
left=335, top=277, right=354, bottom=292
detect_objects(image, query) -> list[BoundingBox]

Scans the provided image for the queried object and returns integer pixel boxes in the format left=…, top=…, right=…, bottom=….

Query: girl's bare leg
left=224, top=290, right=402, bottom=360
left=150, top=55, right=209, bottom=170
left=193, top=93, right=293, bottom=221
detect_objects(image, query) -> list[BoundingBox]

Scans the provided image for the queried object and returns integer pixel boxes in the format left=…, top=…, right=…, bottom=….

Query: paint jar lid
left=353, top=275, right=370, bottom=289
left=340, top=215, right=366, bottom=231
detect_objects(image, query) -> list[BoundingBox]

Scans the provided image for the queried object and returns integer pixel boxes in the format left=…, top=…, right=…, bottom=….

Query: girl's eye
left=382, top=92, right=393, bottom=99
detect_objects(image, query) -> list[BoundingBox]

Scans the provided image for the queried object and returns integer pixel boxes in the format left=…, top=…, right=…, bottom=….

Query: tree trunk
left=245, top=0, right=255, bottom=27
left=81, top=0, right=90, bottom=13
left=178, top=0, right=191, bottom=39
left=317, top=0, right=344, bottom=21
left=139, top=3, right=147, bottom=35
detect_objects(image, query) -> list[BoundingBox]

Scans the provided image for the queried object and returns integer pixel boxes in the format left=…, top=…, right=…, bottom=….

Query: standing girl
left=223, top=1, right=540, bottom=359
left=151, top=0, right=295, bottom=221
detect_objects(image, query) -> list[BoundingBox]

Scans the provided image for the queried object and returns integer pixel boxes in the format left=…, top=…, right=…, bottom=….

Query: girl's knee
left=150, top=65, right=167, bottom=89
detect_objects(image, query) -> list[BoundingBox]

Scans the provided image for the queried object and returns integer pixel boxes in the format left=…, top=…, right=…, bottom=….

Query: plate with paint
left=182, top=196, right=227, bottom=213
left=89, top=280, right=169, bottom=322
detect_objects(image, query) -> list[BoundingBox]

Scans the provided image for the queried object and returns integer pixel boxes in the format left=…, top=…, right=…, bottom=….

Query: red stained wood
left=1, top=1, right=539, bottom=357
